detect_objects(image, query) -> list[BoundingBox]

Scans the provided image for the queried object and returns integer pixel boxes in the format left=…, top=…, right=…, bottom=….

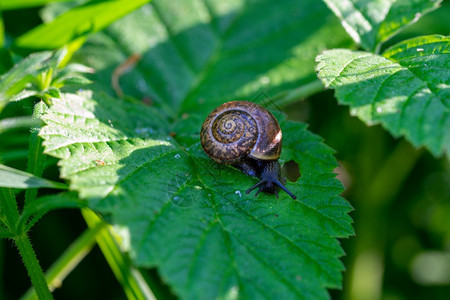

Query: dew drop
left=259, top=76, right=270, bottom=85
left=235, top=190, right=242, bottom=197
left=416, top=48, right=424, bottom=52
left=414, top=13, right=422, bottom=22
left=174, top=154, right=181, bottom=159
left=376, top=106, right=383, bottom=113
left=137, top=79, right=147, bottom=91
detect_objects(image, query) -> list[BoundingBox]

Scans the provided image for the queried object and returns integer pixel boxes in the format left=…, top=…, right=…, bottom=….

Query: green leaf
left=0, top=0, right=73, bottom=10
left=53, top=63, right=94, bottom=86
left=0, top=51, right=52, bottom=107
left=383, top=35, right=450, bottom=100
left=73, top=0, right=351, bottom=115
left=0, top=116, right=41, bottom=134
left=0, top=48, right=95, bottom=109
left=14, top=0, right=151, bottom=50
left=0, top=164, right=68, bottom=189
left=35, top=0, right=354, bottom=298
left=316, top=35, right=450, bottom=157
left=321, top=0, right=442, bottom=51
left=40, top=89, right=353, bottom=299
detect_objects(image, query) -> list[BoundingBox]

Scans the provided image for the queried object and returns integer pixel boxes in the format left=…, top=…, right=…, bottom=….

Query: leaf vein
left=327, top=53, right=372, bottom=87
left=221, top=192, right=334, bottom=284
left=99, top=149, right=179, bottom=205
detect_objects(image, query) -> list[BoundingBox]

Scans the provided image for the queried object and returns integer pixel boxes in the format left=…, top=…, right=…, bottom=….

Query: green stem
left=15, top=233, right=53, bottom=300
left=22, top=221, right=106, bottom=300
left=365, top=141, right=423, bottom=205
left=82, top=209, right=156, bottom=300
left=0, top=188, right=53, bottom=300
left=25, top=102, right=47, bottom=207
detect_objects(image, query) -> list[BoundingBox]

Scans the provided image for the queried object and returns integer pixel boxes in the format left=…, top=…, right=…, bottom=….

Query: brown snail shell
left=200, top=101, right=296, bottom=199
left=200, top=101, right=282, bottom=164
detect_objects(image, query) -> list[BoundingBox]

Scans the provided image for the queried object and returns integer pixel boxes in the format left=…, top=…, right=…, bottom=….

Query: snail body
left=200, top=101, right=296, bottom=199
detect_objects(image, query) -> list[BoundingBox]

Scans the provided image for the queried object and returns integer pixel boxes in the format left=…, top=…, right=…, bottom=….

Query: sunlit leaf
left=0, top=164, right=68, bottom=189
left=39, top=88, right=353, bottom=299
left=0, top=48, right=94, bottom=109
left=14, top=0, right=150, bottom=50
left=0, top=0, right=73, bottom=10
left=322, top=0, right=442, bottom=51
left=34, top=0, right=354, bottom=298
left=0, top=51, right=52, bottom=107
left=316, top=35, right=450, bottom=157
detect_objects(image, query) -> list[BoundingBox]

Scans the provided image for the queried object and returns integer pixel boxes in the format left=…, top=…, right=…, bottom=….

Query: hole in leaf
left=282, top=160, right=300, bottom=182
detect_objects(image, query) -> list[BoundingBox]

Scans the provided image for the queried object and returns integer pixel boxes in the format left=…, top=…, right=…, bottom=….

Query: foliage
left=13, top=0, right=150, bottom=50
left=37, top=89, right=353, bottom=298
left=316, top=0, right=448, bottom=159
left=321, top=0, right=442, bottom=52
left=317, top=35, right=450, bottom=157
left=0, top=0, right=448, bottom=299
left=0, top=48, right=92, bottom=109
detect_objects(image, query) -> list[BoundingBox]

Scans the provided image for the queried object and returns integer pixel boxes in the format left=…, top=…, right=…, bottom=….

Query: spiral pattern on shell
left=200, top=101, right=282, bottom=164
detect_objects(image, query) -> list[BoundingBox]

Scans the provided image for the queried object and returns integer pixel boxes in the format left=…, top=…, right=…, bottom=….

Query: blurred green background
left=1, top=1, right=449, bottom=299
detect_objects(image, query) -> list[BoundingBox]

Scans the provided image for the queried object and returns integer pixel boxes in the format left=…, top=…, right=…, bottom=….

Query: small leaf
left=10, top=90, right=39, bottom=102
left=0, top=0, right=73, bottom=10
left=55, top=63, right=95, bottom=77
left=316, top=35, right=450, bottom=157
left=0, top=51, right=52, bottom=106
left=40, top=90, right=353, bottom=299
left=0, top=49, right=96, bottom=108
left=0, top=116, right=41, bottom=134
left=45, top=86, right=61, bottom=99
left=0, top=164, right=68, bottom=189
left=322, top=0, right=442, bottom=51
left=54, top=74, right=92, bottom=86
left=14, top=0, right=151, bottom=50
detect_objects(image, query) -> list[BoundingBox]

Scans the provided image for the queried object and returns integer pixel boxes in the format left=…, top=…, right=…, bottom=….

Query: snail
left=200, top=101, right=296, bottom=199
